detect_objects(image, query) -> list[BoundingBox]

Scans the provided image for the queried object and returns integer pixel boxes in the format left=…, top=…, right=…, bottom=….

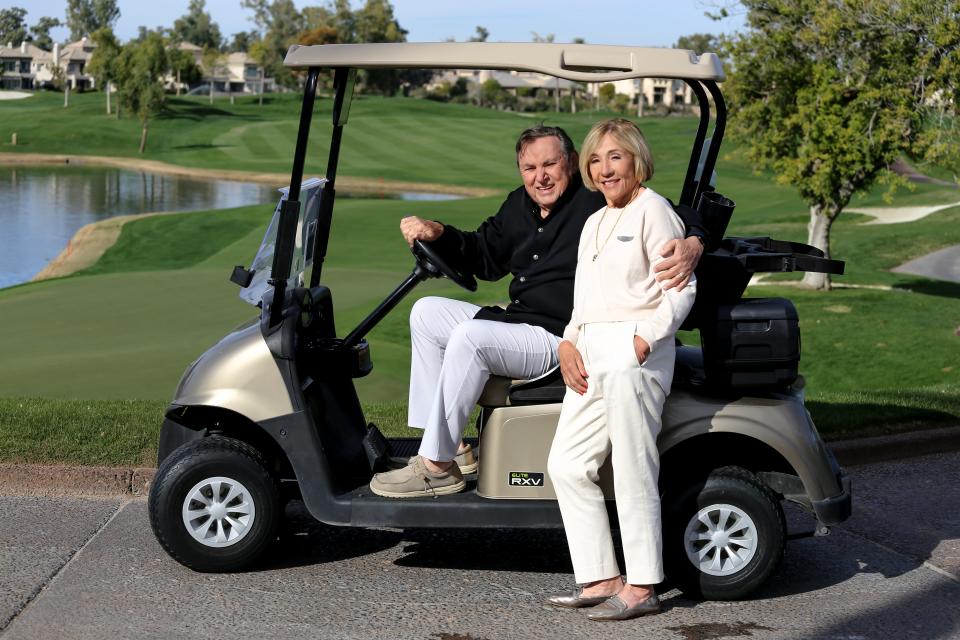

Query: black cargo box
left=701, top=298, right=800, bottom=389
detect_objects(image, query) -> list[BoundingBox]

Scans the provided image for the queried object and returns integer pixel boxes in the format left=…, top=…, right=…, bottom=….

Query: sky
left=6, top=0, right=746, bottom=47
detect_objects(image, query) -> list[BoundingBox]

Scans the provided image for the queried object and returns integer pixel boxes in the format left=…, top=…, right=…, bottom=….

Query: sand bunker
left=0, top=91, right=32, bottom=100
left=849, top=201, right=960, bottom=225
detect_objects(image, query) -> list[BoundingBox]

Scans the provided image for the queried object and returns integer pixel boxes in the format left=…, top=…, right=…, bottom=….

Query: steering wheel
left=412, top=239, right=478, bottom=292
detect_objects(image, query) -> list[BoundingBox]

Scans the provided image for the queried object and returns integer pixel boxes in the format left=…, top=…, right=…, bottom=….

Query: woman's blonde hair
left=579, top=118, right=654, bottom=191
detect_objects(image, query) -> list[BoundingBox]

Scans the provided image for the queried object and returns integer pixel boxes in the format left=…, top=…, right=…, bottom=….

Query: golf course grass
left=1, top=92, right=958, bottom=465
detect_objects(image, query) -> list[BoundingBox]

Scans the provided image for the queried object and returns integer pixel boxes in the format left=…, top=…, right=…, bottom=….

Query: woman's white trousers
left=548, top=321, right=674, bottom=586
left=409, top=296, right=561, bottom=462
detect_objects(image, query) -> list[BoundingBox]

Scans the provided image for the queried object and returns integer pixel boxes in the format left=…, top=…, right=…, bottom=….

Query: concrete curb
left=828, top=424, right=960, bottom=467
left=0, top=464, right=155, bottom=497
left=1, top=425, right=958, bottom=497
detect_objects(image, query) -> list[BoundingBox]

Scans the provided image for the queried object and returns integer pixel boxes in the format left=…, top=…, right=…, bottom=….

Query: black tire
left=148, top=436, right=280, bottom=572
left=663, top=466, right=786, bottom=600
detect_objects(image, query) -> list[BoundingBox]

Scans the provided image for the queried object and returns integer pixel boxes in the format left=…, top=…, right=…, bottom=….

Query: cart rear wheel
left=149, top=436, right=280, bottom=572
left=663, top=466, right=785, bottom=600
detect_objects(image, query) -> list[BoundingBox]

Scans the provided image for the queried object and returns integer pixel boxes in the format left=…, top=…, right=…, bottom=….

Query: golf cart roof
left=284, top=42, right=725, bottom=83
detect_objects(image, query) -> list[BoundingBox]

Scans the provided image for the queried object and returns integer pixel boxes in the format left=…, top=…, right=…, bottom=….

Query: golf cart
left=148, top=43, right=851, bottom=601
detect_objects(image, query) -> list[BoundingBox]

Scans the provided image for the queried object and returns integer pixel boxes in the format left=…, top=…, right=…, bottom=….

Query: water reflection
left=0, top=166, right=277, bottom=288
left=0, top=166, right=464, bottom=289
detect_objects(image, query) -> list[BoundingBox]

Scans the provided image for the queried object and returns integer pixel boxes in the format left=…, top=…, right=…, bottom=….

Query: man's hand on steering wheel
left=411, top=239, right=478, bottom=292
left=400, top=215, right=444, bottom=247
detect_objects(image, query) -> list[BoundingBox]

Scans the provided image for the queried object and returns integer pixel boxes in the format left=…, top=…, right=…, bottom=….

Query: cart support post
left=310, top=68, right=356, bottom=288
left=269, top=67, right=321, bottom=327
left=691, top=81, right=727, bottom=208
left=679, top=81, right=711, bottom=208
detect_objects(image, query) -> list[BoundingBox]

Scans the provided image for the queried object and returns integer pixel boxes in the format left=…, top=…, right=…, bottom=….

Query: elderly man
left=369, top=125, right=707, bottom=498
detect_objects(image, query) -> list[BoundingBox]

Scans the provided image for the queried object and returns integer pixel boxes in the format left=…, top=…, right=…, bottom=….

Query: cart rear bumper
left=812, top=472, right=852, bottom=526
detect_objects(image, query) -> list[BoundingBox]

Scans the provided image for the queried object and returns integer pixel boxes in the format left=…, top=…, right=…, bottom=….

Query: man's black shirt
left=433, top=175, right=706, bottom=337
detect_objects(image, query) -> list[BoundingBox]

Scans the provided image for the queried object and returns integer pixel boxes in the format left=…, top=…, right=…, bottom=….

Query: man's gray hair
left=515, top=125, right=576, bottom=165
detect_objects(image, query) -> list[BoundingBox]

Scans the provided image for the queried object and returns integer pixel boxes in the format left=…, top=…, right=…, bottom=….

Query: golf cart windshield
left=239, top=177, right=327, bottom=306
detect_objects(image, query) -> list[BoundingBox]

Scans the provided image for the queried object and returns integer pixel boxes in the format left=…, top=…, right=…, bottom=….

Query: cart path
left=2, top=452, right=958, bottom=639
left=848, top=200, right=960, bottom=225
left=892, top=244, right=960, bottom=284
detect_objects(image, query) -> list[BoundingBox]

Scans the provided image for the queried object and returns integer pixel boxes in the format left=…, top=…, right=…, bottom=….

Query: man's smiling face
left=518, top=136, right=572, bottom=216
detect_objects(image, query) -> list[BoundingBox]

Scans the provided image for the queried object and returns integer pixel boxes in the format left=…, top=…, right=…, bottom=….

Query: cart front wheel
left=149, top=436, right=280, bottom=572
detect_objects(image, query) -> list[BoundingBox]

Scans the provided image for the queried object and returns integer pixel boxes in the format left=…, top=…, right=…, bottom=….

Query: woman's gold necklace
left=593, top=207, right=626, bottom=261
left=592, top=185, right=642, bottom=262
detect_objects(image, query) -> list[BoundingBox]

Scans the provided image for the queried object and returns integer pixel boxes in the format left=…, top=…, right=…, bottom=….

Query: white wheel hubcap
left=684, top=503, right=758, bottom=576
left=182, top=476, right=256, bottom=548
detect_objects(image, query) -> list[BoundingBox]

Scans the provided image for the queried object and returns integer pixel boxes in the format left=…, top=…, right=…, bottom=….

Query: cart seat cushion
left=478, top=345, right=707, bottom=407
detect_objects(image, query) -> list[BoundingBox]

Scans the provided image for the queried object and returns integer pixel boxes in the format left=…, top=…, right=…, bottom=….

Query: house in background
left=0, top=42, right=50, bottom=90
left=429, top=68, right=580, bottom=107
left=587, top=78, right=695, bottom=112
left=58, top=38, right=96, bottom=90
left=170, top=42, right=276, bottom=95
left=3, top=38, right=97, bottom=91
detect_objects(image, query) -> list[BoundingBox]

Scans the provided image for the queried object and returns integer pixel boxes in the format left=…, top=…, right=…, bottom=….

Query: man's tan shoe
left=387, top=444, right=478, bottom=474
left=370, top=455, right=466, bottom=498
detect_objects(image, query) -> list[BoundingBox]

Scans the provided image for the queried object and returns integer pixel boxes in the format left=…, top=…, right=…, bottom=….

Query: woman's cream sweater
left=561, top=187, right=697, bottom=351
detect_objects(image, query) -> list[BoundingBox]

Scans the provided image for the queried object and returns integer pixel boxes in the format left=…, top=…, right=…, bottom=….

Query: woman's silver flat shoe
left=545, top=586, right=616, bottom=609
left=586, top=594, right=661, bottom=621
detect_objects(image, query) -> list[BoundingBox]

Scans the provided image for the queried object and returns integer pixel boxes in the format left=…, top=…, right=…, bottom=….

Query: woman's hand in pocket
left=634, top=335, right=651, bottom=364
left=558, top=340, right=588, bottom=394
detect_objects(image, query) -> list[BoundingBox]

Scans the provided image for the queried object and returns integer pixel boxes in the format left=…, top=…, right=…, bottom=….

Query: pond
left=0, top=166, right=463, bottom=289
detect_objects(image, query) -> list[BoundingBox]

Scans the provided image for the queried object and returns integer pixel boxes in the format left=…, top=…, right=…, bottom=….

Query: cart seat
left=477, top=366, right=565, bottom=407
left=477, top=345, right=707, bottom=408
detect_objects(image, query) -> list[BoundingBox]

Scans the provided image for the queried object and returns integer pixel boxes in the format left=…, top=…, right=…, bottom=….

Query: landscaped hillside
left=0, top=94, right=957, bottom=465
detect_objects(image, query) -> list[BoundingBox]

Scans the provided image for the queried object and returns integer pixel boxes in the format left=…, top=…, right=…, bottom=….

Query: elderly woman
left=546, top=119, right=697, bottom=621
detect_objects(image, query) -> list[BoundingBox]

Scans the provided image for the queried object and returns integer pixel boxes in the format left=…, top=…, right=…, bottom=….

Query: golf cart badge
left=509, top=471, right=544, bottom=487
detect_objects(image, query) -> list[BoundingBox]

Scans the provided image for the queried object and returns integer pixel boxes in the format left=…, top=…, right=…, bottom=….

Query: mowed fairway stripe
left=341, top=116, right=501, bottom=185
left=214, top=121, right=300, bottom=164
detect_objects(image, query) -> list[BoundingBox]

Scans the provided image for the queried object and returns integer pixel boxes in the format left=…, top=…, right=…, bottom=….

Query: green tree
left=65, top=0, right=120, bottom=41
left=0, top=7, right=28, bottom=45
left=675, top=32, right=718, bottom=54
left=469, top=25, right=489, bottom=42
left=87, top=27, right=120, bottom=114
left=598, top=82, right=615, bottom=105
left=50, top=64, right=67, bottom=102
left=354, top=0, right=407, bottom=94
left=115, top=30, right=168, bottom=153
left=171, top=0, right=223, bottom=50
left=480, top=78, right=503, bottom=107
left=241, top=0, right=304, bottom=89
left=726, top=0, right=960, bottom=290
left=30, top=16, right=62, bottom=50
left=247, top=38, right=271, bottom=105
left=168, top=44, right=201, bottom=96
left=227, top=29, right=258, bottom=52
left=201, top=46, right=227, bottom=103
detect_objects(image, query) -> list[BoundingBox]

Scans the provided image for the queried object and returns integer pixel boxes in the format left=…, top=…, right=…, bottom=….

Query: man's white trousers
left=548, top=321, right=674, bottom=586
left=409, top=296, right=561, bottom=462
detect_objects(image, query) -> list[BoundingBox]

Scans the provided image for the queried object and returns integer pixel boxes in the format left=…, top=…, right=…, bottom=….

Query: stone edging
left=2, top=425, right=959, bottom=497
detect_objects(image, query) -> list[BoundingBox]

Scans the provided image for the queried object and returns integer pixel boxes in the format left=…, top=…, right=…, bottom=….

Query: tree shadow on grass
left=891, top=278, right=960, bottom=299
left=157, top=100, right=237, bottom=121
left=809, top=400, right=960, bottom=440
left=168, top=143, right=232, bottom=150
